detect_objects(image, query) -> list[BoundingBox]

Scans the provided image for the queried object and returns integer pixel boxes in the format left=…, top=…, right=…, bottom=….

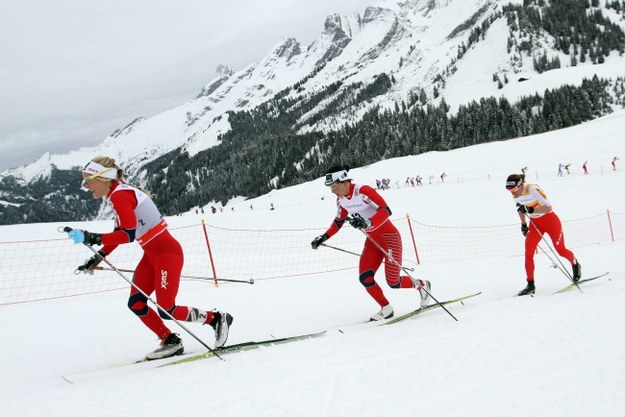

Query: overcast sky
left=0, top=0, right=372, bottom=171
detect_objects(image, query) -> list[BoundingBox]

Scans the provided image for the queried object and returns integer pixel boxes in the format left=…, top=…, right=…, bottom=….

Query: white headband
left=325, top=170, right=350, bottom=186
left=82, top=161, right=118, bottom=180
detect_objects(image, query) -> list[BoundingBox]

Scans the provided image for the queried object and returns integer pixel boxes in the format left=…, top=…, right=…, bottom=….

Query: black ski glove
left=311, top=234, right=328, bottom=250
left=77, top=250, right=107, bottom=274
left=83, top=230, right=103, bottom=246
left=521, top=224, right=529, bottom=236
left=516, top=204, right=534, bottom=214
left=349, top=216, right=371, bottom=230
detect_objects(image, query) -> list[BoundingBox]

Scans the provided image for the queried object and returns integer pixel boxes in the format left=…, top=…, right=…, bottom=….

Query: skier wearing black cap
left=505, top=173, right=581, bottom=295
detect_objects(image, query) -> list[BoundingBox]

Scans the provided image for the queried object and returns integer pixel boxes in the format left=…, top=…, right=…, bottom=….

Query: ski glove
left=311, top=233, right=328, bottom=250
left=516, top=204, right=534, bottom=214
left=521, top=224, right=529, bottom=236
left=68, top=229, right=102, bottom=246
left=77, top=250, right=107, bottom=274
left=349, top=216, right=371, bottom=230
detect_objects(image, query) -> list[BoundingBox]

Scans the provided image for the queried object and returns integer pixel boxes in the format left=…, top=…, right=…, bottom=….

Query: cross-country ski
left=554, top=272, right=610, bottom=294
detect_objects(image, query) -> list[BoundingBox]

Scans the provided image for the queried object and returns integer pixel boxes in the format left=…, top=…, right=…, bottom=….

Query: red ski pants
left=358, top=228, right=415, bottom=307
left=525, top=212, right=575, bottom=281
left=127, top=231, right=213, bottom=339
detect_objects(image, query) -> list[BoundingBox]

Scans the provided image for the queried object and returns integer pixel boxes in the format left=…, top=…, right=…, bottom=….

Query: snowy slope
left=445, top=16, right=625, bottom=113
left=1, top=110, right=624, bottom=417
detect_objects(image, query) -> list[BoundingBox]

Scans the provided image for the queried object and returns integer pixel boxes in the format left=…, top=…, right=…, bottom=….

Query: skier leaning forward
left=505, top=173, right=581, bottom=296
left=67, top=156, right=233, bottom=360
left=311, top=165, right=431, bottom=321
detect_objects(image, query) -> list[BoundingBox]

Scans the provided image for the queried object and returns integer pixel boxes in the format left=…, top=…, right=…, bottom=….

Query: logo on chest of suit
left=160, top=270, right=168, bottom=289
left=344, top=204, right=363, bottom=210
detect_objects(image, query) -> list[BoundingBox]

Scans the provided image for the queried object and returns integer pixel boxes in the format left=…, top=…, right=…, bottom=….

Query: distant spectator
left=582, top=161, right=588, bottom=175
left=440, top=172, right=447, bottom=183
left=612, top=156, right=619, bottom=171
left=557, top=163, right=564, bottom=177
left=429, top=174, right=434, bottom=185
left=564, top=164, right=571, bottom=175
left=416, top=175, right=423, bottom=186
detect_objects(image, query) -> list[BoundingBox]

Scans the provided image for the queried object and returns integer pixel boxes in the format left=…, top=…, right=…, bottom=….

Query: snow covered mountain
left=1, top=0, right=625, bottom=224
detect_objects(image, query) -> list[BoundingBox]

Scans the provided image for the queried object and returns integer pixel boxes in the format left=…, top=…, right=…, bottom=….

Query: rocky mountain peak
left=272, top=37, right=303, bottom=62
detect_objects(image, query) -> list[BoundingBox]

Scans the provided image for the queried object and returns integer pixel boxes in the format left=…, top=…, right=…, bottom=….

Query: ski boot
left=517, top=281, right=535, bottom=296
left=370, top=304, right=394, bottom=321
left=146, top=333, right=184, bottom=360
left=415, top=279, right=432, bottom=308
left=572, top=261, right=582, bottom=282
left=210, top=311, right=234, bottom=348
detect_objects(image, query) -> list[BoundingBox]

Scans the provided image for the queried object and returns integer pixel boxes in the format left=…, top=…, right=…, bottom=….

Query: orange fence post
left=201, top=219, right=219, bottom=287
left=607, top=209, right=615, bottom=242
left=406, top=214, right=421, bottom=265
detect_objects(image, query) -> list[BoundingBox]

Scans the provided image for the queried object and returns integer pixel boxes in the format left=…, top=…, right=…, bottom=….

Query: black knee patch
left=158, top=305, right=177, bottom=320
left=128, top=292, right=148, bottom=316
left=359, top=270, right=376, bottom=287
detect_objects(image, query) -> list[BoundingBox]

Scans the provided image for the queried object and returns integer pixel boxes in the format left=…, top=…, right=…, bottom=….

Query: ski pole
left=89, top=266, right=254, bottom=285
left=62, top=227, right=224, bottom=360
left=535, top=241, right=580, bottom=289
left=349, top=220, right=458, bottom=321
left=320, top=243, right=360, bottom=257
left=321, top=242, right=415, bottom=272
left=526, top=218, right=582, bottom=292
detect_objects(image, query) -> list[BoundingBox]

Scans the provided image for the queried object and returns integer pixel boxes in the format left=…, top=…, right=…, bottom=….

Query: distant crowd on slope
left=556, top=156, right=619, bottom=176
left=376, top=172, right=446, bottom=190
left=186, top=156, right=619, bottom=215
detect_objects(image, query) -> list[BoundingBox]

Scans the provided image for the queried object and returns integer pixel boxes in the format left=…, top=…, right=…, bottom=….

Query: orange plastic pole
left=406, top=214, right=421, bottom=265
left=201, top=219, right=219, bottom=287
left=607, top=209, right=615, bottom=242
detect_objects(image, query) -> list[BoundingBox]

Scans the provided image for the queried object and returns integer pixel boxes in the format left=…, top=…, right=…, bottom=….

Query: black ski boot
left=517, top=281, right=535, bottom=296
left=210, top=311, right=234, bottom=348
left=572, top=260, right=582, bottom=282
left=146, top=333, right=184, bottom=360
